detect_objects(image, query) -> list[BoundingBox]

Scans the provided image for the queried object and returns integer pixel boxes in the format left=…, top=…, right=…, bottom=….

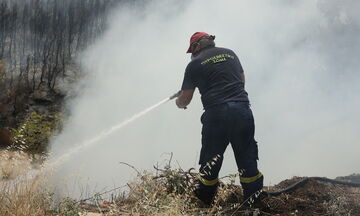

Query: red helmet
left=186, top=32, right=215, bottom=53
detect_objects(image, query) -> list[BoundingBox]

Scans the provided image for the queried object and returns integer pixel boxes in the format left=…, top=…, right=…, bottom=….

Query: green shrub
left=10, top=111, right=62, bottom=154
left=58, top=198, right=81, bottom=216
left=0, top=59, right=5, bottom=82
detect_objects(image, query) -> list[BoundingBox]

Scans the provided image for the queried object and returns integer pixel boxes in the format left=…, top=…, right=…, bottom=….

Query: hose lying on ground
left=266, top=177, right=360, bottom=196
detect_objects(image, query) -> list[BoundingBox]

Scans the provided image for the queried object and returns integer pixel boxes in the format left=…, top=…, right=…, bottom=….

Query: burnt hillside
left=0, top=0, right=138, bottom=128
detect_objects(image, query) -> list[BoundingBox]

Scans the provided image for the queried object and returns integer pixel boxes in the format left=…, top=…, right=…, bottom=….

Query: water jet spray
left=49, top=91, right=181, bottom=168
left=6, top=91, right=182, bottom=189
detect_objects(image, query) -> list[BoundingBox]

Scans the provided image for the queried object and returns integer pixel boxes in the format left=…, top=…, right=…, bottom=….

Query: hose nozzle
left=169, top=90, right=181, bottom=100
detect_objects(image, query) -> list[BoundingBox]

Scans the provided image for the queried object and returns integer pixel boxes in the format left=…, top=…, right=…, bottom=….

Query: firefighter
left=176, top=32, right=263, bottom=205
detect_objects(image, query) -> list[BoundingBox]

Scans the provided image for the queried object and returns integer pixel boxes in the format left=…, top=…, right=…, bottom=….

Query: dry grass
left=0, top=150, right=35, bottom=180
left=80, top=166, right=258, bottom=216
left=0, top=150, right=51, bottom=216
left=0, top=175, right=52, bottom=216
left=0, top=150, right=81, bottom=216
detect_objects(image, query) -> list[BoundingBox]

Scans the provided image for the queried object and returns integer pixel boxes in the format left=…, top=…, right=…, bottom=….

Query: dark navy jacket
left=181, top=46, right=249, bottom=109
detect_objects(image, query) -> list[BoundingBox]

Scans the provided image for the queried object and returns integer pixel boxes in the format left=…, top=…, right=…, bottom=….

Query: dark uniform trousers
left=195, top=101, right=263, bottom=204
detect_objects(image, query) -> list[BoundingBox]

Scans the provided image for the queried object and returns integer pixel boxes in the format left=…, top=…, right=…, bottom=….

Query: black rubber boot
left=241, top=175, right=264, bottom=207
left=194, top=182, right=218, bottom=206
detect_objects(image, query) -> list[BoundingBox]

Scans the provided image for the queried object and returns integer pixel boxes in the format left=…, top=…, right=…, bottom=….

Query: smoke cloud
left=49, top=0, right=360, bottom=197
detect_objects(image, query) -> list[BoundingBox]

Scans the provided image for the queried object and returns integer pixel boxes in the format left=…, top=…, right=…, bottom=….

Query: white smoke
left=49, top=0, right=360, bottom=197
